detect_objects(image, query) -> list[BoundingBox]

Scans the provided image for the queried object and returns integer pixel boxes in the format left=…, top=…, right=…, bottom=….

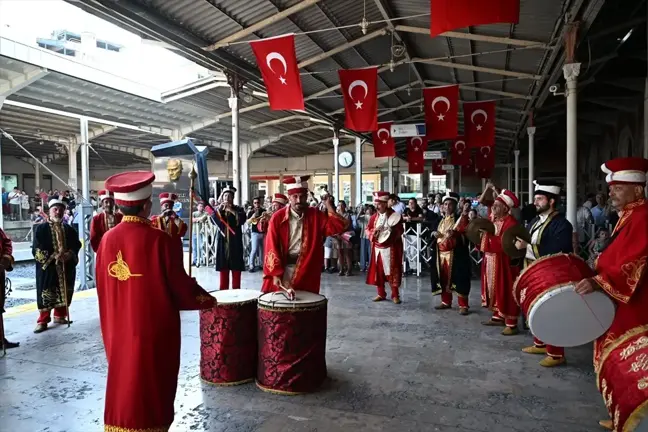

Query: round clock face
left=338, top=151, right=354, bottom=168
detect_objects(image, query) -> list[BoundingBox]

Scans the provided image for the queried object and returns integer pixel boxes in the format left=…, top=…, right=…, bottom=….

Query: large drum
left=257, top=291, right=328, bottom=394
left=597, top=328, right=648, bottom=431
left=513, top=253, right=615, bottom=347
left=199, top=289, right=261, bottom=386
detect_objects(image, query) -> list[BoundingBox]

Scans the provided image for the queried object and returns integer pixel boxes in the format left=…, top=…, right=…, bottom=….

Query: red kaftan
left=96, top=216, right=215, bottom=432
left=476, top=213, right=520, bottom=324
left=262, top=206, right=348, bottom=294
left=592, top=200, right=648, bottom=425
left=90, top=212, right=123, bottom=252
left=365, top=210, right=404, bottom=298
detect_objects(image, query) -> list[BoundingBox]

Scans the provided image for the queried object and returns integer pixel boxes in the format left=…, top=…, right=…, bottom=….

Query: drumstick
left=276, top=281, right=296, bottom=301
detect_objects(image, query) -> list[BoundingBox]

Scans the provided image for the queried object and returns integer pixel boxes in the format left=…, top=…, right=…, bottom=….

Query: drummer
left=477, top=185, right=522, bottom=335
left=365, top=191, right=404, bottom=304
left=573, top=157, right=648, bottom=431
left=514, top=180, right=573, bottom=367
left=262, top=176, right=349, bottom=295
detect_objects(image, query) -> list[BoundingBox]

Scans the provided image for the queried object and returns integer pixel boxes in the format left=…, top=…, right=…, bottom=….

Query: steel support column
left=0, top=97, right=4, bottom=229
left=449, top=169, right=455, bottom=192
left=514, top=150, right=520, bottom=198
left=527, top=127, right=536, bottom=203
left=333, top=134, right=340, bottom=202
left=458, top=166, right=463, bottom=194
left=388, top=158, right=394, bottom=193
left=564, top=63, right=581, bottom=231
left=240, top=144, right=250, bottom=204
left=68, top=142, right=79, bottom=192
left=35, top=162, right=41, bottom=193
left=355, top=137, right=362, bottom=206
left=227, top=73, right=245, bottom=206
left=507, top=163, right=512, bottom=191
left=77, top=117, right=95, bottom=291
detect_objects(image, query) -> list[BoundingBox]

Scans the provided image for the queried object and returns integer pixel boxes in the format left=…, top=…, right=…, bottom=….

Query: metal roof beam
left=395, top=25, right=548, bottom=48
left=249, top=115, right=310, bottom=130
left=93, top=143, right=152, bottom=160
left=203, top=0, right=322, bottom=51
left=298, top=27, right=389, bottom=69
left=424, top=80, right=531, bottom=99
left=585, top=98, right=639, bottom=113
left=174, top=118, right=220, bottom=136
left=248, top=136, right=281, bottom=155
left=0, top=67, right=49, bottom=99
left=414, top=58, right=542, bottom=80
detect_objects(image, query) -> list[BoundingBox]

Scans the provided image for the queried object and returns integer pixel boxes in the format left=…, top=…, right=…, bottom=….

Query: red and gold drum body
left=257, top=291, right=328, bottom=394
left=597, top=328, right=648, bottom=431
left=199, top=289, right=261, bottom=386
left=513, top=253, right=614, bottom=347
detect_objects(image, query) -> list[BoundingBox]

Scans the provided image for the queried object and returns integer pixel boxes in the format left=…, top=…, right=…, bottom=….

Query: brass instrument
left=250, top=210, right=273, bottom=225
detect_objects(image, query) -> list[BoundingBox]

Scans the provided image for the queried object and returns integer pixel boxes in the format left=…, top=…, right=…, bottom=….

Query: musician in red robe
left=262, top=176, right=349, bottom=294
left=151, top=192, right=187, bottom=249
left=0, top=227, right=17, bottom=349
left=90, top=189, right=123, bottom=252
left=477, top=188, right=522, bottom=334
left=97, top=171, right=215, bottom=432
left=574, top=157, right=648, bottom=431
left=366, top=191, right=404, bottom=304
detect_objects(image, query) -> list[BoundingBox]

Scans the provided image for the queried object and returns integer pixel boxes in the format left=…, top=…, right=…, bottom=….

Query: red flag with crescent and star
left=339, top=67, right=378, bottom=132
left=430, top=0, right=520, bottom=37
left=423, top=85, right=459, bottom=140
left=464, top=100, right=496, bottom=148
left=249, top=34, right=304, bottom=111
left=450, top=136, right=470, bottom=166
left=406, top=136, right=427, bottom=174
left=371, top=122, right=396, bottom=157
left=431, top=158, right=447, bottom=176
left=475, top=145, right=495, bottom=173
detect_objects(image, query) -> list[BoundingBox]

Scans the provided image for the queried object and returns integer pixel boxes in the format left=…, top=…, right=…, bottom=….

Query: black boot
left=3, top=338, right=19, bottom=349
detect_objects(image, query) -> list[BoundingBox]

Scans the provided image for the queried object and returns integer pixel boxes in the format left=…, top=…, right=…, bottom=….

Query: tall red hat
left=98, top=189, right=114, bottom=202
left=496, top=189, right=519, bottom=209
left=601, top=157, right=648, bottom=185
left=105, top=171, right=155, bottom=206
left=272, top=193, right=288, bottom=206
left=159, top=192, right=178, bottom=206
left=373, top=191, right=390, bottom=203
left=284, top=175, right=310, bottom=194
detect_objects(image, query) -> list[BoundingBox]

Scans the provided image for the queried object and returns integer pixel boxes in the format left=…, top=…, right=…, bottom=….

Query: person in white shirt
left=388, top=194, right=406, bottom=214
left=8, top=188, right=21, bottom=220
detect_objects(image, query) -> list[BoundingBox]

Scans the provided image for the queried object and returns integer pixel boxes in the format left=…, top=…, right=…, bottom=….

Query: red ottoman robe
left=90, top=212, right=123, bottom=252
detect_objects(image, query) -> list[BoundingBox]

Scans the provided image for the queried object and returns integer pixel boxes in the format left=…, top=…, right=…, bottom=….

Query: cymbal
left=466, top=218, right=495, bottom=245
left=502, top=224, right=532, bottom=259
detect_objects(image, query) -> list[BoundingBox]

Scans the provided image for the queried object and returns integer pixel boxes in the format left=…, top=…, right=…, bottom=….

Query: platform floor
left=0, top=269, right=607, bottom=432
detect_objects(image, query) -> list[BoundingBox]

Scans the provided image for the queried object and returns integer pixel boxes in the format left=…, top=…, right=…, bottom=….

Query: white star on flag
left=382, top=139, right=387, bottom=144
left=437, top=113, right=445, bottom=121
left=355, top=100, right=363, bottom=109
left=413, top=146, right=420, bottom=152
left=279, top=76, right=287, bottom=85
left=476, top=124, right=483, bottom=131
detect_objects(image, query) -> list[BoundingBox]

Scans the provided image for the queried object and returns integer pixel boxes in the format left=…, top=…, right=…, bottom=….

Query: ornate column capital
left=563, top=63, right=581, bottom=82
left=527, top=126, right=537, bottom=137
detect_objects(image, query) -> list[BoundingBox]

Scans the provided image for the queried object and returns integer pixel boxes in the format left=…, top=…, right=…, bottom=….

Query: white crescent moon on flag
left=377, top=128, right=390, bottom=139
left=480, top=146, right=492, bottom=157
left=431, top=96, right=450, bottom=113
left=411, top=137, right=423, bottom=147
left=266, top=52, right=288, bottom=75
left=348, top=80, right=368, bottom=100
left=471, top=109, right=488, bottom=125
left=454, top=140, right=466, bottom=152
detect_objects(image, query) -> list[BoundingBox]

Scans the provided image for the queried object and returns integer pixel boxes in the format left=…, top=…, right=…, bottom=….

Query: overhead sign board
left=423, top=151, right=446, bottom=160
left=442, top=164, right=455, bottom=171
left=391, top=123, right=426, bottom=138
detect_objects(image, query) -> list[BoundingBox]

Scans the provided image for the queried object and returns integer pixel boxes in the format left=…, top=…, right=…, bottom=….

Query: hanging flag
left=423, top=85, right=459, bottom=140
left=371, top=122, right=396, bottom=157
left=339, top=67, right=378, bottom=132
left=475, top=145, right=496, bottom=173
left=464, top=100, right=496, bottom=148
left=477, top=167, right=493, bottom=179
left=464, top=155, right=478, bottom=178
left=431, top=158, right=447, bottom=176
left=430, top=0, right=520, bottom=37
left=450, top=137, right=470, bottom=166
left=406, top=136, right=427, bottom=174
left=249, top=34, right=304, bottom=111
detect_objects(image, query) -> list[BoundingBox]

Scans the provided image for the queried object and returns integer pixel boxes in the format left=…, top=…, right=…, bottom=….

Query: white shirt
left=288, top=208, right=304, bottom=256
left=392, top=202, right=406, bottom=214
left=526, top=212, right=550, bottom=261
left=8, top=191, right=20, bottom=205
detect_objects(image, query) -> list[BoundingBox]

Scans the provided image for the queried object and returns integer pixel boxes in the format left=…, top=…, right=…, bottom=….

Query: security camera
left=549, top=85, right=559, bottom=93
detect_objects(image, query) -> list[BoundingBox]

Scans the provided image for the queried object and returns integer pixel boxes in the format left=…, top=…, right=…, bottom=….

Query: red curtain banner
left=450, top=136, right=470, bottom=166
left=406, top=136, right=427, bottom=174
left=371, top=122, right=396, bottom=157
left=423, top=85, right=459, bottom=141
left=339, top=67, right=378, bottom=132
left=464, top=100, right=496, bottom=148
left=430, top=0, right=520, bottom=37
left=431, top=158, right=447, bottom=176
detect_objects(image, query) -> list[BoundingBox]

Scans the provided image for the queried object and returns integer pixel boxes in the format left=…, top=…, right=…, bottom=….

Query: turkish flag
left=430, top=0, right=520, bottom=37
left=339, top=67, right=378, bottom=132
left=450, top=137, right=470, bottom=166
left=475, top=145, right=495, bottom=172
left=463, top=156, right=477, bottom=177
left=423, top=85, right=459, bottom=140
left=431, top=158, right=447, bottom=176
left=406, top=137, right=427, bottom=174
left=464, top=100, right=496, bottom=148
left=250, top=34, right=304, bottom=111
left=371, top=122, right=396, bottom=157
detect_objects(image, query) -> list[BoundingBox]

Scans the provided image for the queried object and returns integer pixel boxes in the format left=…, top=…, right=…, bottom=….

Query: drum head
left=214, top=289, right=261, bottom=304
left=258, top=290, right=326, bottom=308
left=528, top=286, right=615, bottom=347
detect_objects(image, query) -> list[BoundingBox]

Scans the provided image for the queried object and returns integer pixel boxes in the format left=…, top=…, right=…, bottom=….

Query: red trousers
left=492, top=311, right=519, bottom=328
left=440, top=291, right=469, bottom=308
left=37, top=307, right=67, bottom=324
left=372, top=252, right=401, bottom=299
left=533, top=336, right=565, bottom=358
left=219, top=269, right=241, bottom=290
left=377, top=282, right=400, bottom=300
